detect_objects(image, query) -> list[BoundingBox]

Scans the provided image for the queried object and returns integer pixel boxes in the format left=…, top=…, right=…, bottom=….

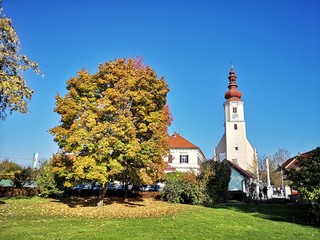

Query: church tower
left=216, top=67, right=256, bottom=173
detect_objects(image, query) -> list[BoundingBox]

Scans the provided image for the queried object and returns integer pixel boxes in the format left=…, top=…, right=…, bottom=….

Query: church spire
left=224, top=67, right=242, bottom=101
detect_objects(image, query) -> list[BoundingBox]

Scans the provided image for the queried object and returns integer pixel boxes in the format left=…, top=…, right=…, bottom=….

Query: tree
left=50, top=58, right=171, bottom=204
left=287, top=147, right=320, bottom=221
left=0, top=159, right=21, bottom=180
left=206, top=161, right=231, bottom=203
left=0, top=3, right=41, bottom=119
left=258, top=148, right=290, bottom=187
left=12, top=166, right=35, bottom=188
left=36, top=160, right=64, bottom=197
left=270, top=148, right=291, bottom=187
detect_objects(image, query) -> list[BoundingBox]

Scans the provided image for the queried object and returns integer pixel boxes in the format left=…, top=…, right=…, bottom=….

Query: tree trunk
left=97, top=182, right=108, bottom=207
left=124, top=182, right=129, bottom=201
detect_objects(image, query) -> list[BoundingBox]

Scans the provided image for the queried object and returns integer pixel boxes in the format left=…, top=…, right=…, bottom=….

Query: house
left=225, top=160, right=255, bottom=193
left=280, top=148, right=319, bottom=197
left=163, top=132, right=206, bottom=172
left=281, top=149, right=317, bottom=171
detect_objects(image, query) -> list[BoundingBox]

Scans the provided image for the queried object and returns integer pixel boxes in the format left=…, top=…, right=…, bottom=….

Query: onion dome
left=224, top=67, right=242, bottom=101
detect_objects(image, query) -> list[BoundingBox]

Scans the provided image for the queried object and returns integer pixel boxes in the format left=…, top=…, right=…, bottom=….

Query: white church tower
left=216, top=67, right=256, bottom=174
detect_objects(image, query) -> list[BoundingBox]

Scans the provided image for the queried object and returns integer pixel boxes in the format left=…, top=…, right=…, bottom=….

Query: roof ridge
left=168, top=132, right=199, bottom=149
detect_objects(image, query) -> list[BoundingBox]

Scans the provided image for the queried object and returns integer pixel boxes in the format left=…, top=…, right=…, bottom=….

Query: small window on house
left=168, top=154, right=173, bottom=163
left=234, top=124, right=238, bottom=130
left=180, top=154, right=189, bottom=163
left=232, top=159, right=238, bottom=164
left=235, top=144, right=239, bottom=151
left=233, top=107, right=237, bottom=113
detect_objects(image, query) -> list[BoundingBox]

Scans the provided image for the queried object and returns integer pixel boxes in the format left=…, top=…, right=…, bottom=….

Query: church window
left=180, top=154, right=189, bottom=163
left=234, top=124, right=238, bottom=130
left=233, top=107, right=237, bottom=113
left=235, top=144, right=239, bottom=151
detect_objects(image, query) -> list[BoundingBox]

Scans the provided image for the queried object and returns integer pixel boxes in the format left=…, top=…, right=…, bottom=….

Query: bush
left=162, top=161, right=231, bottom=205
left=162, top=172, right=208, bottom=205
left=36, top=162, right=63, bottom=197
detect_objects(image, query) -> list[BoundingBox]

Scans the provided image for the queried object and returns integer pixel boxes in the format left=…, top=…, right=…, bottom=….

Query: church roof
left=168, top=132, right=199, bottom=149
left=224, top=67, right=242, bottom=101
left=225, top=159, right=255, bottom=178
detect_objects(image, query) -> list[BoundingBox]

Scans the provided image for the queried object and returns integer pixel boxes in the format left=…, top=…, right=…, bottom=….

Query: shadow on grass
left=211, top=202, right=319, bottom=227
left=50, top=196, right=148, bottom=208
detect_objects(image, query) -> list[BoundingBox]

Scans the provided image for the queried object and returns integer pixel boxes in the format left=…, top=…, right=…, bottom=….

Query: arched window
left=234, top=124, right=238, bottom=130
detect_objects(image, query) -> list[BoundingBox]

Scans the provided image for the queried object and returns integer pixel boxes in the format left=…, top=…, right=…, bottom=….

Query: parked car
left=73, top=183, right=100, bottom=190
left=140, top=185, right=157, bottom=192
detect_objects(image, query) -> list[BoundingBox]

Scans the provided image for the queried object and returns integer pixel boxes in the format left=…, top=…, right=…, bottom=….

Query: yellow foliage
left=50, top=58, right=171, bottom=188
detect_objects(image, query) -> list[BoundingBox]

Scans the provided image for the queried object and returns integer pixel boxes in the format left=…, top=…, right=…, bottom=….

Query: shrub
left=36, top=161, right=63, bottom=197
left=162, top=161, right=231, bottom=205
left=162, top=171, right=208, bottom=205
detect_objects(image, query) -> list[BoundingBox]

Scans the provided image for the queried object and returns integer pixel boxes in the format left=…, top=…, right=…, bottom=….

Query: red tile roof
left=168, top=132, right=199, bottom=149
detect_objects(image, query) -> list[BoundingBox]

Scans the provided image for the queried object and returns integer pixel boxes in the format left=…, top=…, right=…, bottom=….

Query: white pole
left=266, top=157, right=271, bottom=188
left=255, top=149, right=260, bottom=196
left=266, top=157, right=273, bottom=199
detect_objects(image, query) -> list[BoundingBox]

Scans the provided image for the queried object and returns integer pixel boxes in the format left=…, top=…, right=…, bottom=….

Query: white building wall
left=164, top=148, right=205, bottom=172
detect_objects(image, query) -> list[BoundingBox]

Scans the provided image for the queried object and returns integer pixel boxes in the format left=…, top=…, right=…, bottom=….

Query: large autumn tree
left=50, top=58, right=171, bottom=203
left=0, top=2, right=41, bottom=119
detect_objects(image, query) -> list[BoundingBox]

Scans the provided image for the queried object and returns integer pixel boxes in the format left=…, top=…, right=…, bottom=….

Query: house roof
left=224, top=159, right=255, bottom=178
left=168, top=132, right=199, bottom=149
left=0, top=179, right=13, bottom=187
left=281, top=148, right=317, bottom=170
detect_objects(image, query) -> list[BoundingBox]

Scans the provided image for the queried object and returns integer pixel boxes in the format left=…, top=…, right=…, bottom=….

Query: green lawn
left=0, top=197, right=319, bottom=240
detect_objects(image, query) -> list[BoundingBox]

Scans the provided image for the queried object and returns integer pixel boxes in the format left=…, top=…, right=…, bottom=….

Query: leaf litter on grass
left=0, top=196, right=189, bottom=220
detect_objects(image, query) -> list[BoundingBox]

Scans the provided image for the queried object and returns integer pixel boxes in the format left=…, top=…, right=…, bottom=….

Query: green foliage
left=287, top=147, right=320, bottom=222
left=162, top=176, right=206, bottom=205
left=0, top=159, right=21, bottom=180
left=12, top=166, right=35, bottom=188
left=36, top=161, right=64, bottom=197
left=165, top=171, right=183, bottom=181
left=50, top=57, right=171, bottom=200
left=162, top=171, right=209, bottom=205
left=206, top=161, right=231, bottom=204
left=163, top=161, right=231, bottom=205
left=0, top=4, right=41, bottom=119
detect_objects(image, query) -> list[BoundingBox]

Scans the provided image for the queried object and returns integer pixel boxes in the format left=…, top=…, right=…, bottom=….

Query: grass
left=0, top=196, right=319, bottom=240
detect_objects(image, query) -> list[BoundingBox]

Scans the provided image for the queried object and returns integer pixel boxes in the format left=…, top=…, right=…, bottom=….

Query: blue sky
left=1, top=0, right=319, bottom=166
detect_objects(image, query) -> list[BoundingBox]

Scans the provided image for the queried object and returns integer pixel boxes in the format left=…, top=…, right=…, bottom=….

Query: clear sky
left=1, top=0, right=319, bottom=166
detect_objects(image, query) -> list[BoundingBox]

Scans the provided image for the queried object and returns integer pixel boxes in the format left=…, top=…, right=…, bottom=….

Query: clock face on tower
left=232, top=113, right=238, bottom=120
